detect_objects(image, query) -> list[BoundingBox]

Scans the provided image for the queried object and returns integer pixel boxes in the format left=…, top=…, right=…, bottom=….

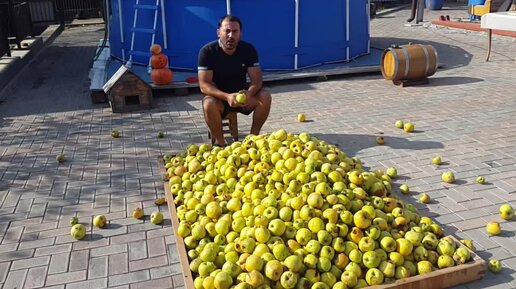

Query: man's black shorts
left=202, top=97, right=253, bottom=118
left=222, top=102, right=253, bottom=118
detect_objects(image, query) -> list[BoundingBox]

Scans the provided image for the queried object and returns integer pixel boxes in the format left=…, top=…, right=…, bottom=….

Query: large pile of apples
left=163, top=129, right=473, bottom=289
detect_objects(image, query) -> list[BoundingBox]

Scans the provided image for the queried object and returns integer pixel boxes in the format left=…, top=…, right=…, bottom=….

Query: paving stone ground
left=1, top=3, right=516, bottom=289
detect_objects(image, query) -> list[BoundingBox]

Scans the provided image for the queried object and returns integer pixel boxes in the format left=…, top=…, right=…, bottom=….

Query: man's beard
left=224, top=39, right=236, bottom=50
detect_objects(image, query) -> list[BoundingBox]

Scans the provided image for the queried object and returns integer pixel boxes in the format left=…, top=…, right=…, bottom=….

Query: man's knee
left=203, top=96, right=222, bottom=112
left=258, top=89, right=272, bottom=107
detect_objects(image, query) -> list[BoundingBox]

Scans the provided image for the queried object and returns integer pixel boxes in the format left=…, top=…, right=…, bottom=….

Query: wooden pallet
left=158, top=157, right=486, bottom=289
left=164, top=180, right=195, bottom=289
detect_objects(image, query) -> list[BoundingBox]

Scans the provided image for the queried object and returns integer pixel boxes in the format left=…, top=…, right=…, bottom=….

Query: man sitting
left=198, top=15, right=272, bottom=146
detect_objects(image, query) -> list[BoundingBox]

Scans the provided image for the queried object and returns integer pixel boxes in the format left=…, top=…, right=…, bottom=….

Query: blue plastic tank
left=109, top=0, right=370, bottom=71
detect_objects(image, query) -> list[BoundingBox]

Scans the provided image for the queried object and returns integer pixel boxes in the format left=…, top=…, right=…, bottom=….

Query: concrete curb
left=373, top=4, right=411, bottom=18
left=0, top=24, right=64, bottom=99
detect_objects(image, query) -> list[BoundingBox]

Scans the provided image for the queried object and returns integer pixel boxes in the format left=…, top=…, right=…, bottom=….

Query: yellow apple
left=403, top=123, right=414, bottom=132
left=486, top=221, right=501, bottom=235
left=93, top=215, right=106, bottom=228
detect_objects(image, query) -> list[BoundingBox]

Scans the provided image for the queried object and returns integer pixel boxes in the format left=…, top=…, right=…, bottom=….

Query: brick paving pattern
left=1, top=3, right=516, bottom=289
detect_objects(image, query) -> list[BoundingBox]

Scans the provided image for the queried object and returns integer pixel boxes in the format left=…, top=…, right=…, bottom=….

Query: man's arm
left=246, top=66, right=263, bottom=98
left=198, top=70, right=236, bottom=105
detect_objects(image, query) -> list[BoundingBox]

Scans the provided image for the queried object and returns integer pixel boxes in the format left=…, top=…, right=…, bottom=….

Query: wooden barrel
left=381, top=44, right=438, bottom=82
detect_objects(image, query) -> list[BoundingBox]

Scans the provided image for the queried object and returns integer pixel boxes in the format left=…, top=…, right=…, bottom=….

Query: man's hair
left=218, top=15, right=242, bottom=30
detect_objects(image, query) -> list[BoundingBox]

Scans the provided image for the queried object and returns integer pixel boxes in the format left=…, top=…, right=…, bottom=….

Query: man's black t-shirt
left=198, top=40, right=259, bottom=93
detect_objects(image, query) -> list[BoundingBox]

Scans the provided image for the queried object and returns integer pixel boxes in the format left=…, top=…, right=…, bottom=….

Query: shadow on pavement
left=425, top=76, right=484, bottom=86
left=313, top=133, right=444, bottom=157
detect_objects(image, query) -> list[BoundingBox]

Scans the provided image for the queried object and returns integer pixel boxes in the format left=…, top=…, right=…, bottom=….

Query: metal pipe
left=367, top=0, right=370, bottom=54
left=118, top=0, right=125, bottom=61
left=226, top=0, right=231, bottom=14
left=346, top=0, right=350, bottom=60
left=294, top=0, right=299, bottom=70
left=160, top=0, right=167, bottom=49
left=127, top=0, right=140, bottom=66
left=105, top=0, right=110, bottom=46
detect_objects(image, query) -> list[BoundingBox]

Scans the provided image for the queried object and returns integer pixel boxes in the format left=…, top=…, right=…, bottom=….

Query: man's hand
left=227, top=90, right=256, bottom=111
left=226, top=92, right=241, bottom=108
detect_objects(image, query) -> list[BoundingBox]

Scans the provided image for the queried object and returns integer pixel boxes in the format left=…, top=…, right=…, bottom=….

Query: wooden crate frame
left=158, top=157, right=486, bottom=289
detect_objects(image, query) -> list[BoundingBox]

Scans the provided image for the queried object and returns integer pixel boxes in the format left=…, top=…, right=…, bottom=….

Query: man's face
left=217, top=19, right=241, bottom=51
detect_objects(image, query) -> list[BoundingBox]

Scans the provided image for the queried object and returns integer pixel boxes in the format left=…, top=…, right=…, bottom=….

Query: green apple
left=311, top=282, right=330, bottom=289
left=404, top=231, right=423, bottom=247
left=437, top=255, right=455, bottom=269
left=431, top=156, right=441, bottom=165
left=379, top=260, right=395, bottom=278
left=307, top=193, right=324, bottom=208
left=371, top=218, right=386, bottom=231
left=395, top=266, right=410, bottom=279
left=386, top=167, right=397, bottom=179
left=403, top=260, right=417, bottom=276
left=333, top=252, right=349, bottom=270
left=499, top=204, right=514, bottom=220
left=272, top=243, right=289, bottom=261
left=422, top=233, right=438, bottom=250
left=353, top=210, right=372, bottom=229
left=413, top=246, right=428, bottom=262
left=268, top=219, right=286, bottom=236
left=214, top=271, right=233, bottom=289
left=245, top=270, right=265, bottom=287
left=366, top=226, right=381, bottom=240
left=69, top=216, right=79, bottom=225
left=460, top=239, right=476, bottom=251
left=284, top=255, right=303, bottom=273
left=419, top=193, right=430, bottom=204
left=488, top=259, right=502, bottom=273
left=437, top=240, right=455, bottom=256
left=380, top=236, right=397, bottom=252
left=453, top=247, right=470, bottom=264
left=396, top=238, right=413, bottom=257
left=296, top=228, right=312, bottom=245
left=344, top=262, right=362, bottom=279
left=358, top=237, right=376, bottom=252
left=395, top=120, right=404, bottom=129
left=308, top=217, right=325, bottom=233
left=403, top=122, right=414, bottom=132
left=235, top=91, right=247, bottom=104
left=340, top=270, right=358, bottom=288
left=304, top=254, right=318, bottom=269
left=486, top=221, right=501, bottom=235
left=417, top=260, right=433, bottom=275
left=362, top=251, right=381, bottom=269
left=320, top=246, right=335, bottom=260
left=441, top=171, right=455, bottom=183
left=332, top=281, right=347, bottom=289
left=317, top=257, right=332, bottom=272
left=399, top=184, right=409, bottom=194
left=111, top=129, right=120, bottom=138
left=70, top=224, right=86, bottom=240
left=56, top=154, right=65, bottom=163
left=348, top=249, right=363, bottom=264
left=365, top=268, right=384, bottom=286
left=317, top=230, right=333, bottom=246
left=254, top=227, right=271, bottom=244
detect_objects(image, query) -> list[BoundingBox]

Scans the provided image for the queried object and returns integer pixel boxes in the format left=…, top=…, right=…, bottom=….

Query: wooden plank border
left=158, top=156, right=486, bottom=289
left=369, top=239, right=486, bottom=289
